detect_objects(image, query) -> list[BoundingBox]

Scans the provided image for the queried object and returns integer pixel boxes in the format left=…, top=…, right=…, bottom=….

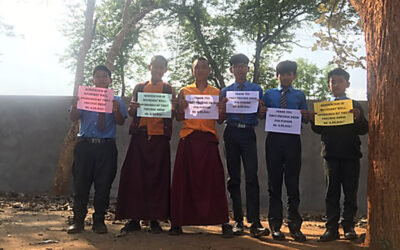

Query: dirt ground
left=0, top=194, right=368, bottom=250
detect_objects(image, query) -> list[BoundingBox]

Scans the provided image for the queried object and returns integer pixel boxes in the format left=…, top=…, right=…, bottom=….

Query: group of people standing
left=67, top=53, right=368, bottom=243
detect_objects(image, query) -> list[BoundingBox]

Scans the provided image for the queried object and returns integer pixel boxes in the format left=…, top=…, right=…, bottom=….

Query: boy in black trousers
left=68, top=65, right=127, bottom=234
left=311, top=68, right=368, bottom=241
left=260, top=61, right=309, bottom=242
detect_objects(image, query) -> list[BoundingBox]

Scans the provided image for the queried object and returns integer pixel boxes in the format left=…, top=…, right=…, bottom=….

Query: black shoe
left=169, top=226, right=182, bottom=235
left=290, top=230, right=306, bottom=242
left=232, top=221, right=244, bottom=235
left=149, top=220, right=163, bottom=234
left=271, top=230, right=286, bottom=240
left=343, top=226, right=357, bottom=240
left=67, top=221, right=84, bottom=234
left=121, top=220, right=141, bottom=233
left=92, top=220, right=107, bottom=234
left=250, top=222, right=270, bottom=238
left=221, top=224, right=234, bottom=238
left=319, top=230, right=340, bottom=242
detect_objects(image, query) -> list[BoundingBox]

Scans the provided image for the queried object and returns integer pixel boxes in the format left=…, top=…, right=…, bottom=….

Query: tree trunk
left=49, top=0, right=96, bottom=195
left=105, top=2, right=155, bottom=71
left=350, top=0, right=400, bottom=248
left=252, top=38, right=263, bottom=84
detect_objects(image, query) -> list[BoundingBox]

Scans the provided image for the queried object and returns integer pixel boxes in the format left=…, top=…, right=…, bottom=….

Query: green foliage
left=294, top=58, right=332, bottom=100
left=60, top=0, right=158, bottom=96
left=163, top=0, right=235, bottom=89
left=313, top=0, right=366, bottom=69
left=232, top=0, right=324, bottom=84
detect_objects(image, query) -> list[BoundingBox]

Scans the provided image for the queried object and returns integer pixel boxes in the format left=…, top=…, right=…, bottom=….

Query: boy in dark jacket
left=311, top=68, right=368, bottom=242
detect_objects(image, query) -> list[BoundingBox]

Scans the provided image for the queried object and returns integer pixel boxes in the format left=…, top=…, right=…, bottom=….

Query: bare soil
left=0, top=193, right=368, bottom=250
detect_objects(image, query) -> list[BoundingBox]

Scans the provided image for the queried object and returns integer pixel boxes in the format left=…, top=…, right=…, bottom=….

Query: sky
left=0, top=0, right=367, bottom=100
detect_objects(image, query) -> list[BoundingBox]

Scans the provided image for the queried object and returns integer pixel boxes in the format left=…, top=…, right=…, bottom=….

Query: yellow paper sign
left=314, top=99, right=354, bottom=126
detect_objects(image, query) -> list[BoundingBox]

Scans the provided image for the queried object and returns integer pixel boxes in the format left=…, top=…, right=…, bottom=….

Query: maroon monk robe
left=170, top=131, right=229, bottom=226
left=115, top=132, right=170, bottom=220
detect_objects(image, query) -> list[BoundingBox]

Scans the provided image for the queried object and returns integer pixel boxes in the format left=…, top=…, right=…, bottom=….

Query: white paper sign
left=226, top=91, right=259, bottom=114
left=265, top=108, right=302, bottom=135
left=185, top=95, right=219, bottom=119
left=137, top=92, right=172, bottom=118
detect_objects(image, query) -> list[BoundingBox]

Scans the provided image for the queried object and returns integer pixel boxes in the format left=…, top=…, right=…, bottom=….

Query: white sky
left=0, top=0, right=367, bottom=100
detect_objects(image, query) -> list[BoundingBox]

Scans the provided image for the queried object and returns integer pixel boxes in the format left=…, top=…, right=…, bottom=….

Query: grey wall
left=0, top=96, right=368, bottom=214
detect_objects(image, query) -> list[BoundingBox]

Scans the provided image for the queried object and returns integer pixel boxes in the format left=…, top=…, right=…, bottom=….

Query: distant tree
left=232, top=0, right=325, bottom=84
left=164, top=0, right=234, bottom=89
left=294, top=58, right=331, bottom=100
left=313, top=0, right=366, bottom=69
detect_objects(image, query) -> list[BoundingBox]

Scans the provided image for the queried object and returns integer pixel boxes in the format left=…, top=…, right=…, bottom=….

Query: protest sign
left=226, top=91, right=259, bottom=113
left=137, top=92, right=172, bottom=118
left=314, top=99, right=354, bottom=126
left=265, top=108, right=302, bottom=134
left=185, top=95, right=219, bottom=119
left=77, top=86, right=114, bottom=113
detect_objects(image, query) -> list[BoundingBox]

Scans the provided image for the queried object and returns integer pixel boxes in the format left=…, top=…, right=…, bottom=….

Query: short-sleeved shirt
left=221, top=81, right=263, bottom=127
left=180, top=83, right=220, bottom=138
left=77, top=96, right=127, bottom=139
left=261, top=86, right=308, bottom=110
left=138, top=81, right=170, bottom=136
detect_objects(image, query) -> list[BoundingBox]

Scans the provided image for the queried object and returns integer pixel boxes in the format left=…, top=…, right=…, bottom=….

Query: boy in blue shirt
left=220, top=54, right=270, bottom=238
left=311, top=68, right=368, bottom=242
left=260, top=60, right=309, bottom=242
left=68, top=65, right=127, bottom=234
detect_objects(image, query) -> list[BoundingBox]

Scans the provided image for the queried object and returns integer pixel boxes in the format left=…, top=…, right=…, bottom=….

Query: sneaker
left=120, top=220, right=141, bottom=233
left=149, top=220, right=163, bottom=234
left=221, top=224, right=234, bottom=238
left=232, top=221, right=244, bottom=235
left=169, top=226, right=182, bottom=235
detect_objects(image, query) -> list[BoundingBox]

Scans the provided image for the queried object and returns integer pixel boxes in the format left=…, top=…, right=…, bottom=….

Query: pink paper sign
left=77, top=86, right=114, bottom=113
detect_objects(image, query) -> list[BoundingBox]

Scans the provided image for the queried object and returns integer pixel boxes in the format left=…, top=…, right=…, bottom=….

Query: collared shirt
left=180, top=83, right=220, bottom=138
left=77, top=96, right=127, bottom=139
left=262, top=86, right=308, bottom=110
left=221, top=81, right=263, bottom=127
left=330, top=94, right=348, bottom=101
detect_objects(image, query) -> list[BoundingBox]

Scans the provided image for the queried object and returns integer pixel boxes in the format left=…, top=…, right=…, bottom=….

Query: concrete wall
left=0, top=96, right=368, bottom=214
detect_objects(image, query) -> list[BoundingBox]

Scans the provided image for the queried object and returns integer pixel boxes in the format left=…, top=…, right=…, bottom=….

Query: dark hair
left=276, top=60, right=297, bottom=76
left=327, top=68, right=350, bottom=83
left=93, top=65, right=111, bottom=77
left=150, top=55, right=168, bottom=67
left=229, top=53, right=249, bottom=66
left=192, top=57, right=209, bottom=68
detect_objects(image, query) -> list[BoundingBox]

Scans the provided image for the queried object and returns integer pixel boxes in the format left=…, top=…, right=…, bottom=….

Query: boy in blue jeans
left=68, top=65, right=127, bottom=234
left=260, top=60, right=309, bottom=242
left=311, top=68, right=368, bottom=241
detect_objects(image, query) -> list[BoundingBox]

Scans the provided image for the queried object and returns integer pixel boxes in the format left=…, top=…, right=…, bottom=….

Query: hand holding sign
left=184, top=95, right=219, bottom=119
left=314, top=100, right=353, bottom=126
left=137, top=92, right=172, bottom=118
left=265, top=108, right=302, bottom=135
left=226, top=91, right=259, bottom=113
left=77, top=86, right=114, bottom=113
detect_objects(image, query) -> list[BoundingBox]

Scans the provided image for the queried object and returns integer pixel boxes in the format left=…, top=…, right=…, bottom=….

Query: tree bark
left=350, top=0, right=400, bottom=248
left=105, top=1, right=156, bottom=71
left=252, top=38, right=263, bottom=84
left=50, top=0, right=96, bottom=195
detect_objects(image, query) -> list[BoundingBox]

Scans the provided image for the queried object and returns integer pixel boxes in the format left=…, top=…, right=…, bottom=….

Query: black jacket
left=311, top=100, right=368, bottom=159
